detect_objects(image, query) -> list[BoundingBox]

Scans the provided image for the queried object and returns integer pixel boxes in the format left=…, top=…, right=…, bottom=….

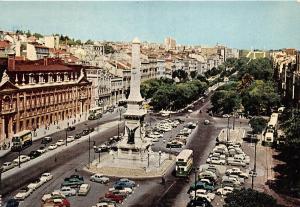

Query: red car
left=104, top=192, right=124, bottom=203
left=42, top=198, right=70, bottom=207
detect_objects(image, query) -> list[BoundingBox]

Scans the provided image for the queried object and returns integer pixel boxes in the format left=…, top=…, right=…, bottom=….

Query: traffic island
left=84, top=151, right=176, bottom=179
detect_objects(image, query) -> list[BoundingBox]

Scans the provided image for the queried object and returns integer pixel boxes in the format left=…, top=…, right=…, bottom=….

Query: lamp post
left=18, top=149, right=21, bottom=168
left=0, top=166, right=3, bottom=189
left=193, top=167, right=199, bottom=200
left=65, top=128, right=68, bottom=146
left=227, top=116, right=230, bottom=146
left=93, top=146, right=101, bottom=163
left=252, top=138, right=257, bottom=189
left=158, top=151, right=162, bottom=167
left=117, top=108, right=122, bottom=138
left=147, top=151, right=150, bottom=168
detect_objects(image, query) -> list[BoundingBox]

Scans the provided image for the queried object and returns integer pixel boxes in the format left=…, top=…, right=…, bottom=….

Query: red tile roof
left=0, top=40, right=10, bottom=49
left=7, top=58, right=82, bottom=72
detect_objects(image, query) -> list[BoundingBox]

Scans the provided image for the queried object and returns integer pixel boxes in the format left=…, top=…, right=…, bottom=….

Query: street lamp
left=193, top=167, right=199, bottom=200
left=93, top=146, right=101, bottom=163
left=147, top=150, right=150, bottom=168
left=117, top=108, right=122, bottom=138
left=252, top=138, right=257, bottom=189
left=65, top=128, right=68, bottom=146
left=158, top=151, right=162, bottom=167
left=227, top=116, right=230, bottom=146
left=0, top=166, right=3, bottom=189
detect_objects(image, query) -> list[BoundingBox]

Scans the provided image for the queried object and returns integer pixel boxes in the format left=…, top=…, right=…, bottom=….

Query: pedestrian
left=54, top=156, right=57, bottom=162
left=161, top=175, right=165, bottom=185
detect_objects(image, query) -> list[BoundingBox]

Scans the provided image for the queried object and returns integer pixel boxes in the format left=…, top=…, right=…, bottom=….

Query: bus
left=176, top=149, right=193, bottom=177
left=11, top=130, right=32, bottom=151
left=88, top=106, right=103, bottom=120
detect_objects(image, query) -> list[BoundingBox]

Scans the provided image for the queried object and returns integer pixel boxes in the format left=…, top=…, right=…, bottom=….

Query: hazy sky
left=0, top=1, right=299, bottom=49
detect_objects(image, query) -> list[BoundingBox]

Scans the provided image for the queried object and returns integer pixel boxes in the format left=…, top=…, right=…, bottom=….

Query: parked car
left=204, top=120, right=210, bottom=125
left=42, top=198, right=70, bottom=207
left=78, top=184, right=91, bottom=196
left=206, top=157, right=226, bottom=165
left=189, top=189, right=215, bottom=202
left=114, top=178, right=136, bottom=189
left=14, top=187, right=33, bottom=200
left=41, top=191, right=66, bottom=202
left=37, top=146, right=47, bottom=154
left=1, top=161, right=14, bottom=171
left=82, top=129, right=90, bottom=136
left=189, top=181, right=214, bottom=193
left=62, top=177, right=84, bottom=187
left=90, top=173, right=110, bottom=184
left=75, top=133, right=82, bottom=139
left=28, top=150, right=42, bottom=159
left=6, top=199, right=19, bottom=207
left=104, top=192, right=124, bottom=204
left=41, top=137, right=52, bottom=144
left=56, top=139, right=65, bottom=146
left=227, top=158, right=246, bottom=167
left=28, top=178, right=44, bottom=190
left=187, top=197, right=212, bottom=207
left=166, top=140, right=183, bottom=148
left=40, top=172, right=53, bottom=182
left=109, top=186, right=133, bottom=195
left=13, top=155, right=30, bottom=166
left=66, top=136, right=74, bottom=143
left=59, top=186, right=77, bottom=197
left=216, top=186, right=234, bottom=196
left=48, top=144, right=58, bottom=150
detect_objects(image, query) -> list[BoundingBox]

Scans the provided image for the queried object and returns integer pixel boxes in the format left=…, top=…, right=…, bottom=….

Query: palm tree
left=238, top=73, right=254, bottom=92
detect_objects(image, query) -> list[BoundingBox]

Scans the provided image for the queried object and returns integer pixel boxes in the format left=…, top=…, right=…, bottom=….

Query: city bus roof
left=177, top=149, right=193, bottom=160
left=13, top=130, right=31, bottom=137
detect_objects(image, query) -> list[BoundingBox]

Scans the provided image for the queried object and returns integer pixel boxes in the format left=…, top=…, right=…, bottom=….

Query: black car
left=67, top=126, right=76, bottom=131
left=28, top=150, right=42, bottom=159
left=89, top=127, right=94, bottom=133
left=75, top=133, right=82, bottom=139
left=82, top=129, right=90, bottom=136
left=41, top=137, right=52, bottom=144
left=187, top=198, right=212, bottom=207
left=6, top=199, right=19, bottom=207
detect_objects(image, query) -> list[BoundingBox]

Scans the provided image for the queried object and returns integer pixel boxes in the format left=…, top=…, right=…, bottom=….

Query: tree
left=242, top=80, right=280, bottom=115
left=238, top=73, right=254, bottom=92
left=196, top=75, right=209, bottom=85
left=249, top=116, right=267, bottom=134
left=33, top=33, right=43, bottom=39
left=104, top=43, right=115, bottom=54
left=224, top=188, right=279, bottom=207
left=172, top=69, right=188, bottom=82
left=85, top=39, right=94, bottom=45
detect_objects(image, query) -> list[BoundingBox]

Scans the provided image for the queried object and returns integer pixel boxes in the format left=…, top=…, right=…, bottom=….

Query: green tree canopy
left=172, top=69, right=188, bottom=82
left=249, top=116, right=267, bottom=134
left=224, top=188, right=279, bottom=207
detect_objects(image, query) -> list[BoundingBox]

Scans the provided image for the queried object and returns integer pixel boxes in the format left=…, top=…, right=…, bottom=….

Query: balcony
left=1, top=107, right=16, bottom=115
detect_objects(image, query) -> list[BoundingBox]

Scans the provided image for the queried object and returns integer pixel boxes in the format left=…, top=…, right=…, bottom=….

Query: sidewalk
left=0, top=113, right=88, bottom=158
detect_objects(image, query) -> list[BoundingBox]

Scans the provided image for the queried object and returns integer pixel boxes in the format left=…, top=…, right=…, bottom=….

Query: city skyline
left=0, top=1, right=300, bottom=49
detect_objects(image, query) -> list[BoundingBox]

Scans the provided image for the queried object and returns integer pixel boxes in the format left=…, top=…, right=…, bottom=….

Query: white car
left=42, top=191, right=66, bottom=202
left=56, top=139, right=65, bottom=146
left=28, top=178, right=44, bottom=190
left=78, top=183, right=91, bottom=196
left=37, top=147, right=47, bottom=154
left=90, top=173, right=110, bottom=184
left=222, top=114, right=230, bottom=118
left=206, top=157, right=226, bottom=165
left=93, top=203, right=115, bottom=207
left=14, top=187, right=33, bottom=200
left=67, top=136, right=75, bottom=143
left=1, top=161, right=14, bottom=171
left=48, top=144, right=58, bottom=150
left=13, top=155, right=31, bottom=166
left=59, top=186, right=77, bottom=196
left=189, top=189, right=215, bottom=202
left=109, top=186, right=133, bottom=194
left=40, top=172, right=53, bottom=182
left=216, top=186, right=234, bottom=196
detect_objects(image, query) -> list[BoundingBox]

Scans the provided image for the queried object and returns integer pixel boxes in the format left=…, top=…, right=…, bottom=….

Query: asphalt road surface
left=0, top=109, right=125, bottom=197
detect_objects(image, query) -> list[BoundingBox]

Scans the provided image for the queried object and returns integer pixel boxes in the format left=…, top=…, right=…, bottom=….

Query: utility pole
left=65, top=129, right=68, bottom=146
left=88, top=134, right=91, bottom=168
left=227, top=116, right=230, bottom=145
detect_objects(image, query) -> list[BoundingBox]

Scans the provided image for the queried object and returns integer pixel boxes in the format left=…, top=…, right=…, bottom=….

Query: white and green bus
left=176, top=149, right=193, bottom=177
left=11, top=130, right=32, bottom=151
left=88, top=106, right=103, bottom=120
